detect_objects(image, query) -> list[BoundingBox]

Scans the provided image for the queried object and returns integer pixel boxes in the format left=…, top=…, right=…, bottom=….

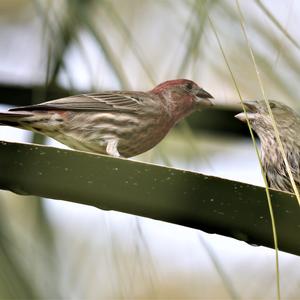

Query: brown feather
left=9, top=92, right=144, bottom=113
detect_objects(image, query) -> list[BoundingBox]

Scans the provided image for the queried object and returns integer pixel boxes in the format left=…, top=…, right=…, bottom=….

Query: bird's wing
left=9, top=92, right=145, bottom=113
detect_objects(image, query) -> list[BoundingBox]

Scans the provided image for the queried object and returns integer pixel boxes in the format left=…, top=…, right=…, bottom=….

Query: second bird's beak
left=235, top=101, right=257, bottom=123
left=196, top=88, right=214, bottom=107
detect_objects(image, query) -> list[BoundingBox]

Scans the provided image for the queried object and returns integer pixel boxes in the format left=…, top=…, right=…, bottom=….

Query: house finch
left=0, top=79, right=213, bottom=158
left=235, top=100, right=300, bottom=192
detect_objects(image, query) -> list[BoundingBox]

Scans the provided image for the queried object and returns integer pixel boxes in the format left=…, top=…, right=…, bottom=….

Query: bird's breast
left=117, top=114, right=174, bottom=157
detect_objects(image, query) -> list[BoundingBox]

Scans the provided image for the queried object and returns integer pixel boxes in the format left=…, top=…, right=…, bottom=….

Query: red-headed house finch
left=0, top=79, right=213, bottom=158
left=235, top=100, right=300, bottom=192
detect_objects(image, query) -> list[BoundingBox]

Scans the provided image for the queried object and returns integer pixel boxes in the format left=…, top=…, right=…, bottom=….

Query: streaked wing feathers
left=10, top=92, right=143, bottom=113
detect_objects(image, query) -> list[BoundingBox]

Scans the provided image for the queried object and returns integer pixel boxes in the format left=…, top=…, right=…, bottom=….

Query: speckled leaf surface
left=0, top=141, right=299, bottom=255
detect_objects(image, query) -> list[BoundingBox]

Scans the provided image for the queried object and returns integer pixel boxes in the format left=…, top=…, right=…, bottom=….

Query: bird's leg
left=106, top=139, right=121, bottom=157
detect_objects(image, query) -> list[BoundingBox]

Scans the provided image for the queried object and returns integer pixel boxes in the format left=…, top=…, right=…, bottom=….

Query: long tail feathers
left=0, top=111, right=33, bottom=126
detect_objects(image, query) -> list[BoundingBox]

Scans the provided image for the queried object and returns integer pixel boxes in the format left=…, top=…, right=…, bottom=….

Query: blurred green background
left=0, top=0, right=300, bottom=299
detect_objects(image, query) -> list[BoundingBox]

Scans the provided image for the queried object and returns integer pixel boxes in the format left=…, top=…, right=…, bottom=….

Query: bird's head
left=151, top=79, right=213, bottom=116
left=235, top=100, right=299, bottom=136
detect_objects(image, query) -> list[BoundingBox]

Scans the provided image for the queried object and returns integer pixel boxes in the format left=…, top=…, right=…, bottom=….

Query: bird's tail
left=0, top=111, right=33, bottom=127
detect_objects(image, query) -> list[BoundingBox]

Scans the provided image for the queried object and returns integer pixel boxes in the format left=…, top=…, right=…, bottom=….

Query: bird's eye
left=186, top=82, right=193, bottom=90
left=269, top=101, right=276, bottom=109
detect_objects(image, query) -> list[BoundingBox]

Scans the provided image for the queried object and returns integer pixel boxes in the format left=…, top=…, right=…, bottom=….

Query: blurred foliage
left=0, top=0, right=300, bottom=299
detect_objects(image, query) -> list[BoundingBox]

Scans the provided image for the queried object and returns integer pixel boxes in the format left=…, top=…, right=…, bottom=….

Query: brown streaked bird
left=0, top=79, right=213, bottom=158
left=235, top=100, right=300, bottom=192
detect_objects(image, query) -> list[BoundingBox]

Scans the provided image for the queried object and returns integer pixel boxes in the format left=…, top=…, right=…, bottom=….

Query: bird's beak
left=235, top=101, right=257, bottom=123
left=235, top=112, right=248, bottom=122
left=196, top=88, right=214, bottom=107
